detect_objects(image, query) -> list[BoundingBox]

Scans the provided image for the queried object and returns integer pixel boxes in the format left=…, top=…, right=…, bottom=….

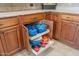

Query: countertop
left=0, top=10, right=79, bottom=18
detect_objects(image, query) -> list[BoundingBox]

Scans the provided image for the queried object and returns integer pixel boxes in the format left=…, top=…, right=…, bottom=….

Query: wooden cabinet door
left=1, top=25, right=21, bottom=55
left=21, top=25, right=31, bottom=53
left=74, top=25, right=79, bottom=49
left=0, top=34, right=5, bottom=56
left=60, top=20, right=77, bottom=45
left=46, top=12, right=61, bottom=39
left=54, top=21, right=61, bottom=40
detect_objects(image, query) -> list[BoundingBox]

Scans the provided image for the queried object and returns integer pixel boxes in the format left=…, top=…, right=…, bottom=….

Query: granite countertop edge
left=0, top=10, right=79, bottom=18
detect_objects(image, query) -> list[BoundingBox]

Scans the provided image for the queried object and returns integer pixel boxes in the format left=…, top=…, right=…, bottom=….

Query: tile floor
left=14, top=40, right=79, bottom=56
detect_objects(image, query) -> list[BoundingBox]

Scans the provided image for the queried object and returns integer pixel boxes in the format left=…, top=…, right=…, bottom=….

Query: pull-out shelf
left=32, top=39, right=54, bottom=55
left=22, top=20, right=54, bottom=55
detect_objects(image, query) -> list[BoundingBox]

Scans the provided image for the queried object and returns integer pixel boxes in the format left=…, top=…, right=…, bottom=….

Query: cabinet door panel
left=60, top=20, right=77, bottom=45
left=0, top=34, right=5, bottom=56
left=1, top=25, right=21, bottom=55
left=21, top=25, right=31, bottom=52
left=46, top=12, right=61, bottom=39
left=54, top=21, right=61, bottom=39
left=74, top=25, right=79, bottom=46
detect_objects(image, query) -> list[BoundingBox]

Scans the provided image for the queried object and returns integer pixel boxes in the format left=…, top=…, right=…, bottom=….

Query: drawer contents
left=30, top=37, right=42, bottom=47
left=34, top=23, right=47, bottom=33
left=23, top=20, right=54, bottom=55
left=29, top=29, right=50, bottom=40
left=41, top=35, right=49, bottom=47
left=30, top=37, right=42, bottom=52
left=25, top=22, right=47, bottom=37
left=30, top=35, right=50, bottom=52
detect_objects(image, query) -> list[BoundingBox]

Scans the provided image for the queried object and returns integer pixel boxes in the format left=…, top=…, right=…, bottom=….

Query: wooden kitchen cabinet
left=46, top=12, right=79, bottom=50
left=45, top=12, right=58, bottom=21
left=60, top=20, right=77, bottom=46
left=0, top=17, right=22, bottom=56
left=45, top=12, right=52, bottom=20
left=0, top=12, right=79, bottom=56
left=0, top=17, right=19, bottom=29
left=0, top=34, right=5, bottom=56
left=46, top=12, right=61, bottom=39
left=21, top=25, right=31, bottom=51
left=54, top=21, right=61, bottom=40
left=51, top=13, right=61, bottom=39
left=20, top=13, right=45, bottom=24
left=0, top=25, right=21, bottom=55
left=73, top=25, right=79, bottom=49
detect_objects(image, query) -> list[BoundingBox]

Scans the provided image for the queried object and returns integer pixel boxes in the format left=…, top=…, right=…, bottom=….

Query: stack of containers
left=25, top=22, right=48, bottom=52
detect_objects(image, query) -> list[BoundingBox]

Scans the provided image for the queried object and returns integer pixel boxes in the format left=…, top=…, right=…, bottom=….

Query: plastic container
left=35, top=23, right=47, bottom=33
left=29, top=28, right=38, bottom=36
left=30, top=37, right=42, bottom=46
left=26, top=24, right=33, bottom=30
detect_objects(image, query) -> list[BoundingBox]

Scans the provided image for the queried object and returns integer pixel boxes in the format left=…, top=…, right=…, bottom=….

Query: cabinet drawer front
left=0, top=17, right=19, bottom=28
left=60, top=14, right=79, bottom=21
left=20, top=13, right=45, bottom=24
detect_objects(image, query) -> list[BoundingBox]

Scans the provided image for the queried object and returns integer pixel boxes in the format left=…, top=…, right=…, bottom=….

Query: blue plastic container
left=25, top=23, right=47, bottom=36
left=26, top=24, right=33, bottom=30
left=30, top=39, right=41, bottom=46
left=35, top=23, right=47, bottom=33
left=28, top=28, right=38, bottom=36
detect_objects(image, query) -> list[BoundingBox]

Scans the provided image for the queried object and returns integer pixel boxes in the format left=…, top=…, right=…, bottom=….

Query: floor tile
left=14, top=40, right=79, bottom=56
